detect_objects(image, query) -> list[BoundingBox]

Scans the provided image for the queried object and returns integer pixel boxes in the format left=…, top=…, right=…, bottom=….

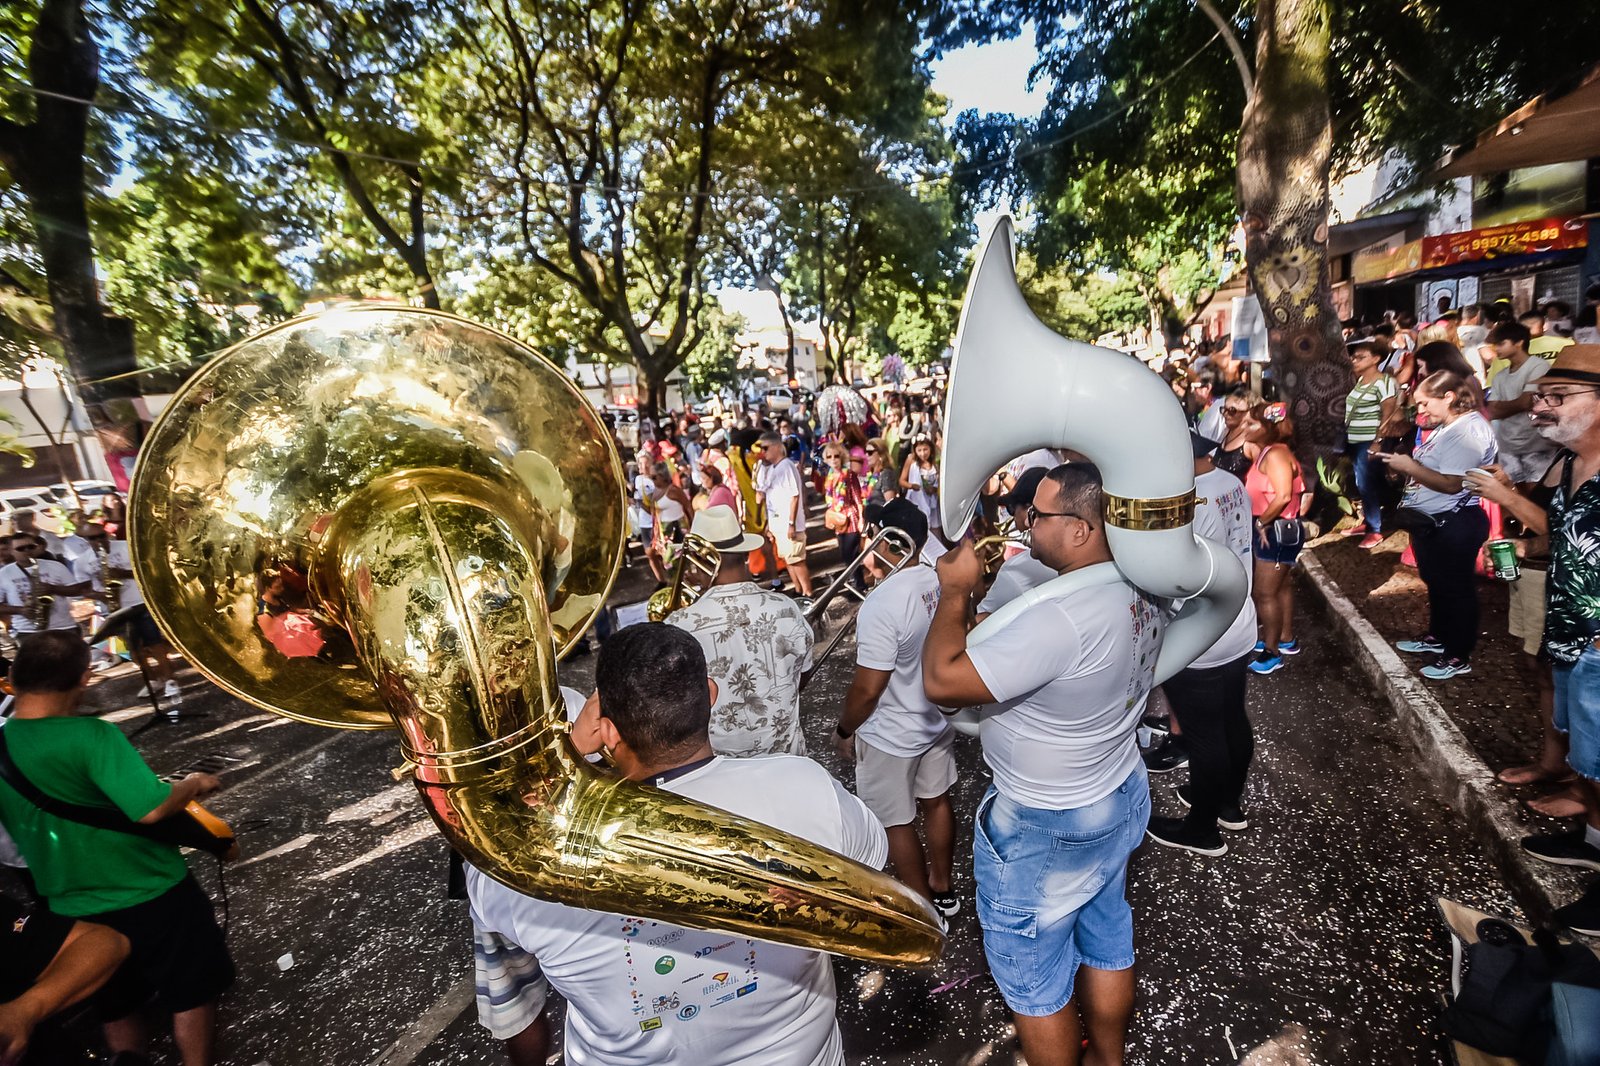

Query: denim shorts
left=1553, top=646, right=1600, bottom=780
left=1254, top=518, right=1304, bottom=567
left=971, top=768, right=1150, bottom=1016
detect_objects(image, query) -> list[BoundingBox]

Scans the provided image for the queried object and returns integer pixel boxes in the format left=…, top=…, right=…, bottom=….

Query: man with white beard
left=1466, top=345, right=1600, bottom=935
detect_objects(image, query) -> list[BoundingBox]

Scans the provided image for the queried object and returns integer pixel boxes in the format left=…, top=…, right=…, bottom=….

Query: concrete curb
left=1299, top=550, right=1583, bottom=920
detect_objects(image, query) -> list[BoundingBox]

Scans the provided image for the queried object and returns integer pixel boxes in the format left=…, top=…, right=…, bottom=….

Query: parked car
left=0, top=487, right=54, bottom=519
left=47, top=481, right=120, bottom=508
left=602, top=406, right=640, bottom=449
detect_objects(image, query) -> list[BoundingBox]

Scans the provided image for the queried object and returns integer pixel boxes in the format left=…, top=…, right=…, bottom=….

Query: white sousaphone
left=940, top=218, right=1248, bottom=731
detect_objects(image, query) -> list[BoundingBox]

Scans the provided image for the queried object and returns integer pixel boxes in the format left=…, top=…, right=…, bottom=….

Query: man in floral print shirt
left=1516, top=345, right=1600, bottom=935
left=666, top=506, right=815, bottom=757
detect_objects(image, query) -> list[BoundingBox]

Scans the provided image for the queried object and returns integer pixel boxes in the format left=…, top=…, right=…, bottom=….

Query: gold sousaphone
left=130, top=307, right=942, bottom=964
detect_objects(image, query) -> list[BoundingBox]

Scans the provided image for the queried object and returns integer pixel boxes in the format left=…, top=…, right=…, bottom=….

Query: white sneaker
left=163, top=680, right=183, bottom=704
left=136, top=683, right=150, bottom=698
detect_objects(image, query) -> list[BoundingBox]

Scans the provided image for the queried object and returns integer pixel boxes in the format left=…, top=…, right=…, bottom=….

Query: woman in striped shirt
left=1344, top=341, right=1399, bottom=549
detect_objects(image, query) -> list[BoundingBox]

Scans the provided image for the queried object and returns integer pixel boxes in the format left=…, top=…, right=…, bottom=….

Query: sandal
left=1527, top=790, right=1586, bottom=820
left=1496, top=763, right=1577, bottom=787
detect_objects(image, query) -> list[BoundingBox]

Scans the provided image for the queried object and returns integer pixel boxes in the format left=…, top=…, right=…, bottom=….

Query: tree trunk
left=1238, top=0, right=1349, bottom=459
left=0, top=0, right=140, bottom=435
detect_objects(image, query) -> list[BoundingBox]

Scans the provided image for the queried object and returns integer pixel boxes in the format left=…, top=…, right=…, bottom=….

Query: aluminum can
left=1486, top=539, right=1520, bottom=581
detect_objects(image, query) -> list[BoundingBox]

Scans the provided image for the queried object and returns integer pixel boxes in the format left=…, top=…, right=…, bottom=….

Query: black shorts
left=0, top=895, right=72, bottom=1000
left=84, top=875, right=234, bottom=1017
left=128, top=604, right=165, bottom=649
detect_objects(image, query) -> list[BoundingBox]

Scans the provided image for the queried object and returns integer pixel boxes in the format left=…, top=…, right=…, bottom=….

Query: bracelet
left=835, top=724, right=853, bottom=740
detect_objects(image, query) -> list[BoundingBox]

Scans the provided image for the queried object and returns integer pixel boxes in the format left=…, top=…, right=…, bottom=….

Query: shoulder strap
left=0, top=727, right=164, bottom=840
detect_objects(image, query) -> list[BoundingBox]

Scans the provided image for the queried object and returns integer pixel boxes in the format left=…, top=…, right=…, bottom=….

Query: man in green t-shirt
left=0, top=632, right=232, bottom=1066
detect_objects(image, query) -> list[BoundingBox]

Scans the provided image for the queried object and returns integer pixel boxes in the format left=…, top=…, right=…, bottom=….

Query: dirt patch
left=1305, top=523, right=1551, bottom=797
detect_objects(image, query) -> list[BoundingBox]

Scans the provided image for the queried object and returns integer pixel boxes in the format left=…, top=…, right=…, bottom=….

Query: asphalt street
left=6, top=552, right=1518, bottom=1066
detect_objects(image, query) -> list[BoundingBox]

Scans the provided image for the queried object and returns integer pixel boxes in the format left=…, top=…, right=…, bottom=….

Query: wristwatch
left=834, top=724, right=854, bottom=740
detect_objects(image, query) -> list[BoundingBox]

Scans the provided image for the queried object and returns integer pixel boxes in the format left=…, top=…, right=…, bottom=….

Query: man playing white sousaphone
left=924, top=462, right=1160, bottom=1064
left=920, top=216, right=1245, bottom=1066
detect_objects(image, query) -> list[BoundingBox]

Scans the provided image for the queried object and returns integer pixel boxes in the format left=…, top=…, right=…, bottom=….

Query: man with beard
left=1466, top=345, right=1600, bottom=934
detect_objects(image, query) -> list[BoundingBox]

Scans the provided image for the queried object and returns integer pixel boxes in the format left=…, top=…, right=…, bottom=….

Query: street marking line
left=311, top=818, right=436, bottom=882
left=371, top=971, right=475, bottom=1066
left=327, top=783, right=415, bottom=825
left=235, top=833, right=319, bottom=868
left=188, top=713, right=275, bottom=742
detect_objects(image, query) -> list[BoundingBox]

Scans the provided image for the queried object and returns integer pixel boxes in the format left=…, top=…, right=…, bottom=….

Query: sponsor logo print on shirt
left=654, top=955, right=676, bottom=974
left=639, top=1017, right=662, bottom=1033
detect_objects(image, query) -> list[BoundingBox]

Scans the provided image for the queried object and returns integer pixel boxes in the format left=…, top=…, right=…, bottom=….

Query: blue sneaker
left=1254, top=640, right=1266, bottom=654
left=1420, top=656, right=1472, bottom=681
left=1279, top=639, right=1301, bottom=656
left=1248, top=652, right=1283, bottom=675
left=1396, top=635, right=1444, bottom=655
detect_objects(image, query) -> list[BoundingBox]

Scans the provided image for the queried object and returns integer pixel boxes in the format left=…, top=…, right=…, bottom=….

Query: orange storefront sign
left=1352, top=239, right=1424, bottom=284
left=1420, top=216, right=1587, bottom=269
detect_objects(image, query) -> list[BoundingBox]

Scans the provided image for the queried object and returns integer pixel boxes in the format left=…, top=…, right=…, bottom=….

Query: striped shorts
left=472, top=926, right=549, bottom=1040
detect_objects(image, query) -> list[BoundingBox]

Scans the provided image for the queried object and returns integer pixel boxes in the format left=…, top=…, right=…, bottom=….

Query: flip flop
left=1496, top=764, right=1577, bottom=787
left=1528, top=792, right=1586, bottom=819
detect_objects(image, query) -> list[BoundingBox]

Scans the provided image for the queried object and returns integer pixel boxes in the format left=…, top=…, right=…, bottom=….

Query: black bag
left=1442, top=925, right=1600, bottom=1062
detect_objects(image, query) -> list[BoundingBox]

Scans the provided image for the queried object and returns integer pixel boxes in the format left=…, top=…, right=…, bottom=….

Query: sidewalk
left=1300, top=525, right=1587, bottom=921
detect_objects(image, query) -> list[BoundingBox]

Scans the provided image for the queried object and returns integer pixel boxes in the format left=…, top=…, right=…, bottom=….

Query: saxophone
left=97, top=544, right=123, bottom=611
left=23, top=558, right=54, bottom=630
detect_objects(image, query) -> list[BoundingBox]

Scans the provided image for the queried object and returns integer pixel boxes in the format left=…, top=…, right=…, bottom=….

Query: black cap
left=999, top=466, right=1048, bottom=510
left=875, top=497, right=928, bottom=553
left=1190, top=430, right=1219, bottom=458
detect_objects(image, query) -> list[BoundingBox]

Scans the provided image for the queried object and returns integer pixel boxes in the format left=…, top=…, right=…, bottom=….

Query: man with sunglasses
left=1468, top=345, right=1600, bottom=935
left=922, top=462, right=1163, bottom=1066
left=0, top=535, right=87, bottom=635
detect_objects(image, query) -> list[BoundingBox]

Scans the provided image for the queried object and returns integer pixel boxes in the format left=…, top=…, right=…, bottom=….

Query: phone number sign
left=1421, top=216, right=1587, bottom=269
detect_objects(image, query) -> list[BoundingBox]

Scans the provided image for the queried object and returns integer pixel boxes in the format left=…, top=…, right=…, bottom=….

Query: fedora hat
left=689, top=505, right=765, bottom=553
left=1543, top=344, right=1600, bottom=385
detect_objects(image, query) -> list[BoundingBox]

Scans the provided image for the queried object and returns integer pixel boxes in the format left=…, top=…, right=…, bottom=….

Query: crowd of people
left=4, top=285, right=1600, bottom=1064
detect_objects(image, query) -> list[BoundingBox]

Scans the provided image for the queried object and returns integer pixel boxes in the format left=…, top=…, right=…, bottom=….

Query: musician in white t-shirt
left=975, top=468, right=1057, bottom=620
left=835, top=499, right=958, bottom=919
left=1143, top=435, right=1258, bottom=858
left=0, top=533, right=88, bottom=634
left=469, top=624, right=886, bottom=1066
left=921, top=462, right=1162, bottom=1066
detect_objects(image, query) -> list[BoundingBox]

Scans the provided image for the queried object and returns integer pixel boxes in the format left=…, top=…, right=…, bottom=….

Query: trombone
left=798, top=525, right=918, bottom=690
left=646, top=534, right=721, bottom=622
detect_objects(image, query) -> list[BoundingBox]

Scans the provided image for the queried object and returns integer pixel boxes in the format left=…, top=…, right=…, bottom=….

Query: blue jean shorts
left=972, top=768, right=1150, bottom=1016
left=1553, top=647, right=1600, bottom=780
left=1254, top=518, right=1304, bottom=567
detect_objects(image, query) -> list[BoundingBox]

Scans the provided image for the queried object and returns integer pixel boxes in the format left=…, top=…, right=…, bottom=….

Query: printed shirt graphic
left=1543, top=456, right=1600, bottom=664
left=668, top=584, right=814, bottom=757
left=467, top=755, right=886, bottom=1066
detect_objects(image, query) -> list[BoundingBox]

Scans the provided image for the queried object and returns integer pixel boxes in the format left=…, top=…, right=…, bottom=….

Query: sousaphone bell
left=130, top=307, right=943, bottom=964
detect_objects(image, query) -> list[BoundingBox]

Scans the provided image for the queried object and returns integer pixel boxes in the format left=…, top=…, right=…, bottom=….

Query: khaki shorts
left=772, top=525, right=808, bottom=565
left=1507, top=566, right=1547, bottom=657
left=855, top=729, right=958, bottom=827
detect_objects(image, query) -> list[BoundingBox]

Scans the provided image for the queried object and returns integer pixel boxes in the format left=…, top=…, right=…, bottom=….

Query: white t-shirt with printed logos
left=966, top=565, right=1165, bottom=810
left=1186, top=467, right=1257, bottom=670
left=0, top=559, right=80, bottom=632
left=467, top=755, right=887, bottom=1066
left=853, top=564, right=950, bottom=758
left=756, top=458, right=806, bottom=533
